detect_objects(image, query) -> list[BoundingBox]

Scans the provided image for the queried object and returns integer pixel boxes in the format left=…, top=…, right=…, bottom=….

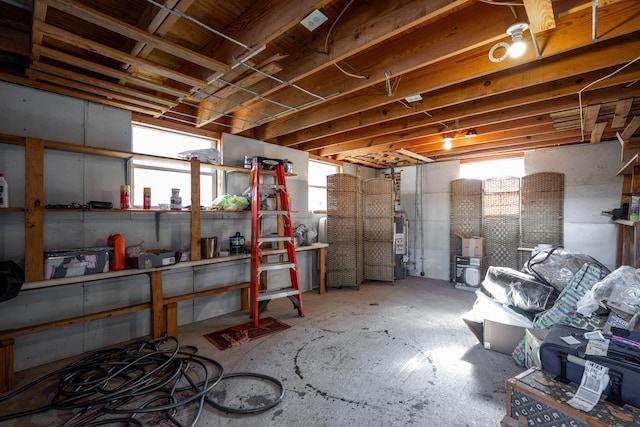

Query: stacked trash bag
left=463, top=246, right=640, bottom=366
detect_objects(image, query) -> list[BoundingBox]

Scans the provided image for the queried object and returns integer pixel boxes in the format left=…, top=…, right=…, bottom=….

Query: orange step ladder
left=250, top=159, right=304, bottom=327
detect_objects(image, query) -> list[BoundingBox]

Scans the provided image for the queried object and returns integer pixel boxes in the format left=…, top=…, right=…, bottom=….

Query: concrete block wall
left=0, top=81, right=319, bottom=371
left=397, top=140, right=623, bottom=281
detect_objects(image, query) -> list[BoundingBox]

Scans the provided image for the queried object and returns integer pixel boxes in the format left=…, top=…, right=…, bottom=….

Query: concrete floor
left=0, top=277, right=525, bottom=426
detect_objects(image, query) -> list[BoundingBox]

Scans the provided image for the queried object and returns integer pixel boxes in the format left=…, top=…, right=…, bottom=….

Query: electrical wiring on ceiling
left=324, top=0, right=370, bottom=80
left=479, top=0, right=524, bottom=19
left=578, top=53, right=640, bottom=141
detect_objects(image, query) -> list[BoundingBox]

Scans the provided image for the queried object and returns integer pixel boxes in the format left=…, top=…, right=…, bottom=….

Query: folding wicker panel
left=483, top=177, right=521, bottom=270
left=327, top=173, right=359, bottom=216
left=363, top=178, right=394, bottom=282
left=521, top=172, right=564, bottom=249
left=450, top=179, right=483, bottom=281
left=326, top=173, right=362, bottom=288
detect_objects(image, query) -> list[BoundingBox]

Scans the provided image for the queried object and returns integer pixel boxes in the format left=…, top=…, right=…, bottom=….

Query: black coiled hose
left=0, top=336, right=284, bottom=426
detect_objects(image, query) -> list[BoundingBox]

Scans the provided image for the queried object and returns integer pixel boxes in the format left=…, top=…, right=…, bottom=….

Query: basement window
left=308, top=159, right=340, bottom=212
left=131, top=124, right=218, bottom=208
left=459, top=158, right=524, bottom=180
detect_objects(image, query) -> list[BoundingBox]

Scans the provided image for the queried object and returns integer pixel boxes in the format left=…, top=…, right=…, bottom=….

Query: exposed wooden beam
left=295, top=42, right=640, bottom=154
left=47, top=0, right=230, bottom=74
left=33, top=45, right=190, bottom=99
left=622, top=116, right=640, bottom=140
left=119, top=0, right=195, bottom=84
left=31, top=0, right=48, bottom=61
left=590, top=122, right=608, bottom=143
left=396, top=149, right=435, bottom=163
left=582, top=104, right=602, bottom=132
left=235, top=2, right=517, bottom=135
left=523, top=0, right=556, bottom=33
left=612, top=98, right=634, bottom=128
left=25, top=68, right=170, bottom=114
left=330, top=83, right=636, bottom=159
left=34, top=22, right=209, bottom=89
left=196, top=61, right=284, bottom=127
left=248, top=3, right=640, bottom=140
left=30, top=62, right=177, bottom=108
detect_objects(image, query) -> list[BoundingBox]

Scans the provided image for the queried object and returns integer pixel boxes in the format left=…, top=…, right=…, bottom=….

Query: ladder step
left=259, top=210, right=289, bottom=216
left=257, top=287, right=301, bottom=301
left=258, top=261, right=296, bottom=272
left=259, top=236, right=292, bottom=243
left=260, top=184, right=286, bottom=191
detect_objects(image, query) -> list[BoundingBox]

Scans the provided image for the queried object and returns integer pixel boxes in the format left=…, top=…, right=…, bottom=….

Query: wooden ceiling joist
left=33, top=45, right=190, bottom=99
left=523, top=0, right=556, bottom=33
left=590, top=122, right=608, bottom=143
left=35, top=22, right=209, bottom=89
left=612, top=98, right=634, bottom=128
left=46, top=0, right=230, bottom=74
left=2, top=0, right=639, bottom=167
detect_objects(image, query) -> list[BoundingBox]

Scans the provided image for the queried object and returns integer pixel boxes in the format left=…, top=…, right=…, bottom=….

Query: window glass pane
left=308, top=187, right=327, bottom=211
left=308, top=161, right=338, bottom=186
left=132, top=168, right=213, bottom=207
left=132, top=125, right=213, bottom=157
left=130, top=125, right=217, bottom=208
left=460, top=158, right=524, bottom=180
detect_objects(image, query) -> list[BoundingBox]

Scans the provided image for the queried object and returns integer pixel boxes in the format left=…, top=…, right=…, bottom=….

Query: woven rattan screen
left=520, top=172, right=564, bottom=265
left=363, top=178, right=394, bottom=282
left=483, top=177, right=521, bottom=269
left=326, top=174, right=362, bottom=288
left=450, top=179, right=483, bottom=281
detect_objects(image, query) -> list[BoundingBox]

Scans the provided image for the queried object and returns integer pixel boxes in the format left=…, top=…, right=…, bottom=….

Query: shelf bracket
left=124, top=156, right=134, bottom=185
left=155, top=212, right=160, bottom=242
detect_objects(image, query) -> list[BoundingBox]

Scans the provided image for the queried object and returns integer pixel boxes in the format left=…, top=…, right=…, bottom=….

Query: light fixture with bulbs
left=488, top=22, right=530, bottom=63
left=443, top=137, right=453, bottom=150
left=465, top=129, right=478, bottom=137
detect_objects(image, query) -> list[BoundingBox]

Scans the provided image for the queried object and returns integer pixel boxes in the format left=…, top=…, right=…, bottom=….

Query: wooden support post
left=165, top=302, right=178, bottom=338
left=241, top=287, right=249, bottom=310
left=635, top=223, right=640, bottom=268
left=190, top=159, right=201, bottom=261
left=631, top=165, right=640, bottom=195
left=0, top=339, right=14, bottom=393
left=616, top=223, right=624, bottom=267
left=318, top=246, right=326, bottom=294
left=148, top=271, right=164, bottom=338
left=24, top=138, right=44, bottom=282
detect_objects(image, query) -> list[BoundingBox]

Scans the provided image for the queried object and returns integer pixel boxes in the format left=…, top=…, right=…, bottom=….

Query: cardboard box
left=524, top=328, right=548, bottom=369
left=454, top=256, right=487, bottom=291
left=461, top=237, right=485, bottom=257
left=483, top=319, right=525, bottom=355
left=44, top=247, right=110, bottom=279
left=127, top=250, right=177, bottom=269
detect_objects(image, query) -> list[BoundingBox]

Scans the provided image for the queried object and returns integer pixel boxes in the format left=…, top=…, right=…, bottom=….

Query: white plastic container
left=0, top=174, right=7, bottom=208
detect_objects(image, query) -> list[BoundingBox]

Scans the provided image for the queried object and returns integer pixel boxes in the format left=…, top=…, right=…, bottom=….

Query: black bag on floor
left=540, top=325, right=640, bottom=408
left=0, top=260, right=24, bottom=302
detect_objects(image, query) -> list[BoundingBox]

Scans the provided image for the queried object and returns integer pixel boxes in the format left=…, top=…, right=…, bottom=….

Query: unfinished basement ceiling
left=1, top=0, right=639, bottom=168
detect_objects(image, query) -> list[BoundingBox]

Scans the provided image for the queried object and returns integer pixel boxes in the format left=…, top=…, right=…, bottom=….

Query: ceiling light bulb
left=465, top=129, right=477, bottom=137
left=506, top=23, right=529, bottom=59
left=508, top=40, right=526, bottom=58
left=443, top=137, right=453, bottom=150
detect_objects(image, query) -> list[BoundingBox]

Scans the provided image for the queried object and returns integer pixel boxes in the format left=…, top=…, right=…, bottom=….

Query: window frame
left=308, top=158, right=341, bottom=213
left=130, top=123, right=220, bottom=208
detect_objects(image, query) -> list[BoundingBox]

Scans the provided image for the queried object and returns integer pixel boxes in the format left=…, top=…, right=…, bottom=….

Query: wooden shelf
left=0, top=132, right=253, bottom=173
left=617, top=152, right=639, bottom=176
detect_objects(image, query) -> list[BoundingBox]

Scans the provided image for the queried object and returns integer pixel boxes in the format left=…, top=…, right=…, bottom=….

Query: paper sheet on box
left=567, top=361, right=609, bottom=412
